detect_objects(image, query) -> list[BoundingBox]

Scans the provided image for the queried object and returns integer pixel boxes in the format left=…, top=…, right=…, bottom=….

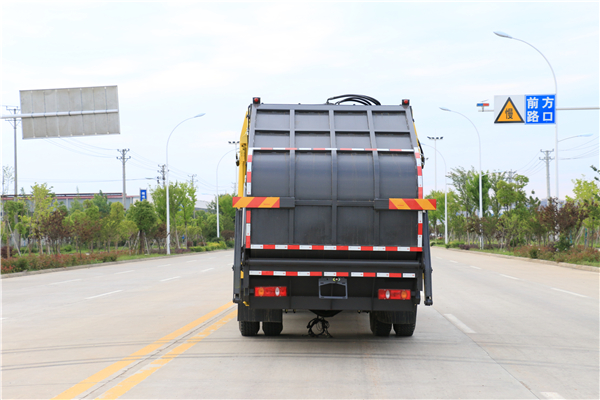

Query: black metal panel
left=334, top=111, right=369, bottom=131
left=379, top=211, right=417, bottom=246
left=295, top=206, right=331, bottom=244
left=337, top=207, right=374, bottom=245
left=378, top=153, right=417, bottom=198
left=336, top=133, right=371, bottom=148
left=372, top=111, right=409, bottom=131
left=375, top=133, right=412, bottom=149
left=254, top=131, right=290, bottom=147
left=295, top=132, right=330, bottom=147
left=252, top=209, right=289, bottom=244
left=295, top=111, right=329, bottom=131
left=252, top=152, right=290, bottom=197
left=255, top=110, right=290, bottom=131
left=337, top=153, right=374, bottom=200
left=295, top=152, right=332, bottom=199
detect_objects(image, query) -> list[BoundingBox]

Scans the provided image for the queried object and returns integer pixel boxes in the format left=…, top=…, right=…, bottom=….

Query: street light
left=440, top=107, right=483, bottom=249
left=422, top=143, right=448, bottom=245
left=427, top=136, right=443, bottom=191
left=166, top=113, right=205, bottom=255
left=216, top=149, right=236, bottom=238
left=494, top=31, right=559, bottom=199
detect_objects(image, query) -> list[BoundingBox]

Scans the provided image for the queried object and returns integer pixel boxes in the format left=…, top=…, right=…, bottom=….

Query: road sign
left=140, top=189, right=147, bottom=201
left=524, top=94, right=556, bottom=124
left=19, top=86, right=120, bottom=139
left=494, top=95, right=524, bottom=124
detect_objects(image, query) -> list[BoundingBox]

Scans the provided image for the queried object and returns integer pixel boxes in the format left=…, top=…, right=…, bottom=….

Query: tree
left=128, top=200, right=157, bottom=254
left=40, top=209, right=71, bottom=254
left=425, top=190, right=445, bottom=237
left=28, top=183, right=55, bottom=254
left=105, top=202, right=125, bottom=251
left=92, top=191, right=111, bottom=217
left=176, top=182, right=197, bottom=248
left=567, top=175, right=600, bottom=247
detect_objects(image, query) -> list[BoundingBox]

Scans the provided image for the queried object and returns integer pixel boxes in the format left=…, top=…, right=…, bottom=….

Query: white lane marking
left=449, top=260, right=458, bottom=264
left=541, top=392, right=564, bottom=399
left=49, top=279, right=82, bottom=285
left=201, top=268, right=214, bottom=272
left=157, top=264, right=171, bottom=268
left=186, top=260, right=196, bottom=263
left=500, top=274, right=519, bottom=280
left=435, top=257, right=443, bottom=260
left=444, top=314, right=476, bottom=334
left=86, top=290, right=123, bottom=300
left=470, top=266, right=481, bottom=270
left=160, top=276, right=181, bottom=282
left=551, top=288, right=588, bottom=298
left=114, top=270, right=134, bottom=275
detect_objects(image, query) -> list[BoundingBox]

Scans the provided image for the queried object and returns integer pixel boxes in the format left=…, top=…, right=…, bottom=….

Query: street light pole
left=216, top=149, right=236, bottom=238
left=440, top=107, right=483, bottom=249
left=494, top=31, right=559, bottom=200
left=423, top=143, right=448, bottom=245
left=166, top=113, right=205, bottom=255
left=427, top=136, right=443, bottom=191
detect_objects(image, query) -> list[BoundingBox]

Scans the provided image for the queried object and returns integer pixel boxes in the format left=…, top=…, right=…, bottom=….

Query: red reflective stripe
left=286, top=271, right=298, bottom=276
left=313, top=148, right=326, bottom=150
left=364, top=272, right=376, bottom=277
left=410, top=247, right=422, bottom=252
left=404, top=199, right=419, bottom=209
left=339, top=148, right=352, bottom=151
left=361, top=246, right=373, bottom=251
left=309, top=271, right=321, bottom=276
left=365, top=148, right=377, bottom=151
left=312, top=245, right=324, bottom=250
left=384, top=246, right=395, bottom=251
left=389, top=273, right=403, bottom=278
left=273, top=198, right=280, bottom=208
left=260, top=147, right=273, bottom=150
left=336, top=246, right=348, bottom=251
left=418, top=224, right=423, bottom=235
left=246, top=236, right=250, bottom=245
left=248, top=197, right=264, bottom=208
left=418, top=187, right=423, bottom=199
left=246, top=210, right=251, bottom=223
left=288, top=245, right=300, bottom=250
left=246, top=171, right=252, bottom=183
left=262, top=271, right=274, bottom=276
left=337, top=272, right=349, bottom=277
left=286, top=148, right=297, bottom=150
left=263, top=244, right=276, bottom=249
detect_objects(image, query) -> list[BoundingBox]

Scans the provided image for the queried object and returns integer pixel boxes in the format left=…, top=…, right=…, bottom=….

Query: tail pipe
left=232, top=208, right=243, bottom=303
left=422, top=212, right=433, bottom=306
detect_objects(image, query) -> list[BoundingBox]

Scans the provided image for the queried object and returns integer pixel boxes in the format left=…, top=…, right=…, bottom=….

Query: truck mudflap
left=422, top=212, right=434, bottom=306
left=232, top=208, right=243, bottom=303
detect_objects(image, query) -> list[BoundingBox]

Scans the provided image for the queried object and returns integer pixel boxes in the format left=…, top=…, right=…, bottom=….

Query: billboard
left=19, top=86, right=120, bottom=139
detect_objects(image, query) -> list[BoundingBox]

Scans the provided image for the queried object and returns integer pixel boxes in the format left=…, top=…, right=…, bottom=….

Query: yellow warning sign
left=495, top=97, right=524, bottom=123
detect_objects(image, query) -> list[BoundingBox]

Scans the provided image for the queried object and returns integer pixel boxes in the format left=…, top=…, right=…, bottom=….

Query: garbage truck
left=231, top=95, right=435, bottom=337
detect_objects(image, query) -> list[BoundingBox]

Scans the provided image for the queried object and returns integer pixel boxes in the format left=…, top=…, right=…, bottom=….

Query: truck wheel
left=262, top=322, right=283, bottom=336
left=369, top=313, right=391, bottom=337
left=239, top=321, right=260, bottom=336
left=393, top=323, right=415, bottom=337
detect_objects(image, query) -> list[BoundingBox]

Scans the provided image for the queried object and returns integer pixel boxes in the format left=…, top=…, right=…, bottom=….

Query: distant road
left=2, top=248, right=598, bottom=399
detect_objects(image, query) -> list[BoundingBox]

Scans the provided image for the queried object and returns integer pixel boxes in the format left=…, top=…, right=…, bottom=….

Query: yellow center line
left=96, top=309, right=238, bottom=399
left=52, top=301, right=234, bottom=400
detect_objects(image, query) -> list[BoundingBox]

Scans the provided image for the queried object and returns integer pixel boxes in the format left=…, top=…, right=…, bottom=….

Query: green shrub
left=62, top=244, right=73, bottom=253
left=529, top=247, right=539, bottom=259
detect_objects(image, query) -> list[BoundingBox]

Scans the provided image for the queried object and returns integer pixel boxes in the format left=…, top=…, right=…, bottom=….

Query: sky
left=2, top=1, right=599, bottom=204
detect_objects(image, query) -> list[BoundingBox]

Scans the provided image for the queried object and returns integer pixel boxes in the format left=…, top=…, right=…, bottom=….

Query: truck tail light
left=378, top=289, right=411, bottom=300
left=254, top=286, right=287, bottom=297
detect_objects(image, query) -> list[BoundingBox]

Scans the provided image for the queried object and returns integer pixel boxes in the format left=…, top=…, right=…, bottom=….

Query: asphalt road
left=1, top=248, right=598, bottom=399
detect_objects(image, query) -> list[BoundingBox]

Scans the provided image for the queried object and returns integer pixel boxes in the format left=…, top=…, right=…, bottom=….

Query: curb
left=1, top=249, right=233, bottom=279
left=438, top=247, right=599, bottom=273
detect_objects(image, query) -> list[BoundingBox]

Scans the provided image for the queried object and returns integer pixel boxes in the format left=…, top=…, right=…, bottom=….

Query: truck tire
left=239, top=321, right=260, bottom=336
left=369, top=313, right=391, bottom=337
left=393, top=323, right=415, bottom=337
left=262, top=321, right=283, bottom=336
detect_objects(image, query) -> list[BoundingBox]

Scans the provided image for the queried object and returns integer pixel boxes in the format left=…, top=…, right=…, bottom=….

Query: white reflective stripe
left=246, top=183, right=252, bottom=195
left=250, top=244, right=263, bottom=249
left=352, top=148, right=363, bottom=151
left=324, top=245, right=336, bottom=250
left=247, top=163, right=252, bottom=172
left=249, top=148, right=254, bottom=155
left=274, top=271, right=286, bottom=276
left=300, top=245, right=312, bottom=250
left=373, top=246, right=385, bottom=251
left=349, top=246, right=361, bottom=251
left=379, top=148, right=390, bottom=151
left=275, top=244, right=288, bottom=250
left=377, top=272, right=390, bottom=277
left=298, top=271, right=311, bottom=276
left=418, top=176, right=423, bottom=186
left=418, top=211, right=423, bottom=223
left=403, top=273, right=416, bottom=278
left=249, top=271, right=262, bottom=275
left=418, top=235, right=423, bottom=247
left=246, top=224, right=251, bottom=235
left=324, top=272, right=337, bottom=277
left=351, top=272, right=364, bottom=277
left=273, top=147, right=286, bottom=150
left=298, top=147, right=312, bottom=150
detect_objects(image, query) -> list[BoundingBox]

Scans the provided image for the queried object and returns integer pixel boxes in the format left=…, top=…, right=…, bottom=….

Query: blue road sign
left=140, top=189, right=147, bottom=201
left=525, top=94, right=556, bottom=125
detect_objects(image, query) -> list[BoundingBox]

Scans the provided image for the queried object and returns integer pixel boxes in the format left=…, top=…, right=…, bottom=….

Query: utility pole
left=540, top=149, right=554, bottom=201
left=4, top=106, right=20, bottom=199
left=117, top=149, right=131, bottom=209
left=158, top=165, right=166, bottom=187
left=427, top=136, right=443, bottom=191
left=188, top=174, right=197, bottom=218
